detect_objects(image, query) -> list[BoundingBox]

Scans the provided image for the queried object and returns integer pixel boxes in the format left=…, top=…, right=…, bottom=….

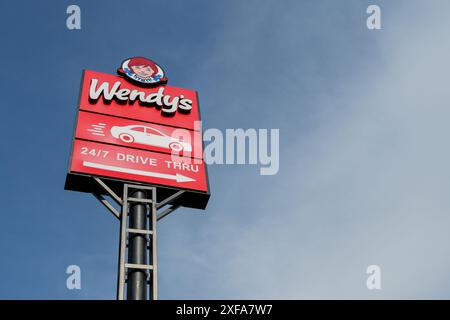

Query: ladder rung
left=127, top=228, right=153, bottom=235
left=127, top=197, right=153, bottom=204
left=125, top=274, right=151, bottom=283
left=127, top=184, right=156, bottom=191
left=125, top=263, right=153, bottom=270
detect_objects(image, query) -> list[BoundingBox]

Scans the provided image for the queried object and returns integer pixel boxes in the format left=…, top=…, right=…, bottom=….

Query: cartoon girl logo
left=117, top=57, right=168, bottom=85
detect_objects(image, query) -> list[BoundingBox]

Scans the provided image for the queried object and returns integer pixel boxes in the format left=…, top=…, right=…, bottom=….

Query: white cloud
left=160, top=1, right=450, bottom=299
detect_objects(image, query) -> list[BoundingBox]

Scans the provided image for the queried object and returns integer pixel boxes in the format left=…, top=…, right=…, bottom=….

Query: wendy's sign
left=65, top=57, right=210, bottom=209
left=88, top=77, right=192, bottom=116
left=81, top=70, right=200, bottom=129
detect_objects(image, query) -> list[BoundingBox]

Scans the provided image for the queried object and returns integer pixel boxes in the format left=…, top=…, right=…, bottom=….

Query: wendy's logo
left=117, top=57, right=168, bottom=86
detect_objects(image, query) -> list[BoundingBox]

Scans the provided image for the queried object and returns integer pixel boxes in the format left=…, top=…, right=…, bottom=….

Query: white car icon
left=110, top=125, right=192, bottom=152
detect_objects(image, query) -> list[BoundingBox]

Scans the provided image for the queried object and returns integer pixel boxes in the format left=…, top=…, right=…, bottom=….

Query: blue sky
left=1, top=0, right=450, bottom=299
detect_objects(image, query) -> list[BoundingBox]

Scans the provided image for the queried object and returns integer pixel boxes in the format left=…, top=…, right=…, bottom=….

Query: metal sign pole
left=127, top=189, right=147, bottom=300
left=116, top=184, right=158, bottom=300
left=92, top=178, right=184, bottom=300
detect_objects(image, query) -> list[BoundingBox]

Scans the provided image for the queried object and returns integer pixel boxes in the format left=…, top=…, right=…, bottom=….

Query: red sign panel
left=70, top=140, right=207, bottom=192
left=79, top=70, right=201, bottom=131
left=75, top=111, right=203, bottom=158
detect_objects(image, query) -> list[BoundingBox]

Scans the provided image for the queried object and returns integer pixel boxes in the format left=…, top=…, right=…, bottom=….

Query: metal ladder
left=117, top=184, right=158, bottom=300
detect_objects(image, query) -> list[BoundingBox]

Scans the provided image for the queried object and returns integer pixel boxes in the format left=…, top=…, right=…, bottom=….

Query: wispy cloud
left=159, top=1, right=450, bottom=299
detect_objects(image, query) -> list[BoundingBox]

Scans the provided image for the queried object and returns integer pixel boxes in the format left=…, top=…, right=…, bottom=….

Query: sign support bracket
left=92, top=193, right=121, bottom=219
left=93, top=177, right=123, bottom=205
